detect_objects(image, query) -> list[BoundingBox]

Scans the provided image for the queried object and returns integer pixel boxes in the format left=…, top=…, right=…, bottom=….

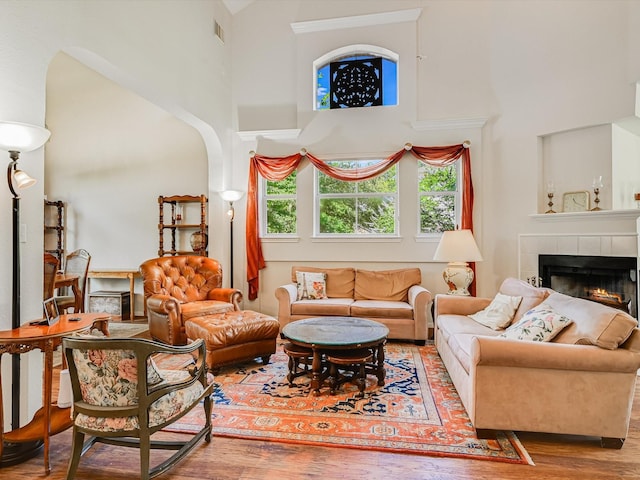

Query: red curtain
left=409, top=144, right=475, bottom=294
left=245, top=144, right=474, bottom=300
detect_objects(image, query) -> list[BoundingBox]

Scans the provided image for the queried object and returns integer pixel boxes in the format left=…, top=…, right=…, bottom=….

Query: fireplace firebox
left=538, top=254, right=638, bottom=318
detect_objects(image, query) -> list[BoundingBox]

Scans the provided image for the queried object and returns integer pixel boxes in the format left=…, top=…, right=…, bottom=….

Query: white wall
left=230, top=0, right=640, bottom=313
left=0, top=0, right=234, bottom=429
left=45, top=53, right=209, bottom=314
left=3, top=0, right=640, bottom=432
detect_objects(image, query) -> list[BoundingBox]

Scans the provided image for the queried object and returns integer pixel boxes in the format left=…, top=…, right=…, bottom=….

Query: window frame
left=313, top=158, right=400, bottom=238
left=416, top=159, right=462, bottom=237
left=260, top=175, right=298, bottom=238
left=313, top=44, right=399, bottom=111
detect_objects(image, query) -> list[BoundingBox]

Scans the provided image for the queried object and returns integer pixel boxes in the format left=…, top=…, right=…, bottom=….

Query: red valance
left=245, top=144, right=474, bottom=300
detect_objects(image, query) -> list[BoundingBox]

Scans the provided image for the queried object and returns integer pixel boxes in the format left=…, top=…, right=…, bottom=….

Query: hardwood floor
left=2, top=374, right=640, bottom=479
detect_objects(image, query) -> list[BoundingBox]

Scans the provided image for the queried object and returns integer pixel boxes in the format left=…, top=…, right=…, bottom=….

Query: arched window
left=314, top=45, right=398, bottom=110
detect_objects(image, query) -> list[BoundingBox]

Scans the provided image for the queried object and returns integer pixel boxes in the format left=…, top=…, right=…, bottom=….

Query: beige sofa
left=275, top=266, right=432, bottom=344
left=434, top=277, right=640, bottom=448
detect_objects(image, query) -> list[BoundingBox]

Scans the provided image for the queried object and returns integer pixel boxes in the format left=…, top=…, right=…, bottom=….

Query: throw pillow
left=468, top=293, right=523, bottom=330
left=499, top=303, right=573, bottom=342
left=296, top=271, right=328, bottom=300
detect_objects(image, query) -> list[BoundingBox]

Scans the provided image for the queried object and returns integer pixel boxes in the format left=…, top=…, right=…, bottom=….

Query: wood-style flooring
left=2, top=368, right=639, bottom=479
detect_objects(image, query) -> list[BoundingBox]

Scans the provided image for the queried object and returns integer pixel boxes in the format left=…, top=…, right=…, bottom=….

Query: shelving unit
left=44, top=200, right=65, bottom=265
left=158, top=194, right=208, bottom=256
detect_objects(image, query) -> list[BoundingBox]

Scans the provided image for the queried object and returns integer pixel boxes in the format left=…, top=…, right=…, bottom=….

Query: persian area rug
left=164, top=341, right=534, bottom=465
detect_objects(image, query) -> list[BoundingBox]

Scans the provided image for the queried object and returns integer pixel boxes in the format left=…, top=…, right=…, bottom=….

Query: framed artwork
left=562, top=191, right=590, bottom=212
left=43, top=297, right=60, bottom=326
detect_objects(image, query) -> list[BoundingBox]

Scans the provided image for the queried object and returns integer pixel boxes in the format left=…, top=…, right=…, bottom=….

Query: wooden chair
left=56, top=248, right=91, bottom=313
left=62, top=336, right=213, bottom=480
left=43, top=253, right=59, bottom=301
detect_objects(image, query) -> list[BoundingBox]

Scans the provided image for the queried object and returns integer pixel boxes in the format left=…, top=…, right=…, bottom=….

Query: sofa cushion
left=291, top=267, right=355, bottom=298
left=436, top=314, right=499, bottom=344
left=350, top=300, right=414, bottom=319
left=546, top=292, right=638, bottom=349
left=290, top=298, right=353, bottom=316
left=499, top=303, right=573, bottom=342
left=445, top=333, right=479, bottom=374
left=499, top=277, right=549, bottom=322
left=354, top=268, right=421, bottom=302
left=181, top=300, right=235, bottom=321
left=468, top=293, right=522, bottom=330
left=295, top=271, right=327, bottom=300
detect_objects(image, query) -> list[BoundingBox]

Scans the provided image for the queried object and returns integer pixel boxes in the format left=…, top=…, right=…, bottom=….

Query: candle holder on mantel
left=634, top=193, right=640, bottom=209
left=545, top=181, right=556, bottom=213
left=591, top=176, right=603, bottom=211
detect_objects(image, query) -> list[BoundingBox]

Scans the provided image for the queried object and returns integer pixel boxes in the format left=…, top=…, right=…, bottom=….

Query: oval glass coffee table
left=281, top=317, right=389, bottom=396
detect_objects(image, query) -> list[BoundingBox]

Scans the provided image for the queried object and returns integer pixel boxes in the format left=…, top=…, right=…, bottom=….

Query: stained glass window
left=316, top=53, right=397, bottom=110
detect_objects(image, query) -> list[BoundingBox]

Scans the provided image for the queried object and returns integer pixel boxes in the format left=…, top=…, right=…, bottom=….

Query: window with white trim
left=316, top=160, right=398, bottom=236
left=418, top=161, right=460, bottom=234
left=262, top=171, right=297, bottom=235
left=315, top=45, right=398, bottom=111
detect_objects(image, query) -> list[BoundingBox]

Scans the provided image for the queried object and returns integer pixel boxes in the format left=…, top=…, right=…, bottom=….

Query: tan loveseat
left=275, top=266, right=432, bottom=344
left=434, top=277, right=640, bottom=448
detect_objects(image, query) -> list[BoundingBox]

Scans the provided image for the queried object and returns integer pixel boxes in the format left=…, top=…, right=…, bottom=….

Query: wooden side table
left=0, top=313, right=110, bottom=473
left=87, top=269, right=142, bottom=321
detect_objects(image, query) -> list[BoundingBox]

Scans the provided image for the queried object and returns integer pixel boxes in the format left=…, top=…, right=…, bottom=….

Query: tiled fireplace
left=538, top=254, right=637, bottom=317
left=519, top=210, right=640, bottom=319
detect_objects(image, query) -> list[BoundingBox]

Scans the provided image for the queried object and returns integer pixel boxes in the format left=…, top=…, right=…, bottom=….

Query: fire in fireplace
left=538, top=254, right=638, bottom=318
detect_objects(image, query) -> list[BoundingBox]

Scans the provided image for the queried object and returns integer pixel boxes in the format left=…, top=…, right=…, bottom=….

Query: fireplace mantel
left=530, top=209, right=640, bottom=222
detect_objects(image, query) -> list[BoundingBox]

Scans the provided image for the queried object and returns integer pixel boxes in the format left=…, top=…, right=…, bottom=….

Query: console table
left=0, top=313, right=110, bottom=473
left=87, top=269, right=142, bottom=321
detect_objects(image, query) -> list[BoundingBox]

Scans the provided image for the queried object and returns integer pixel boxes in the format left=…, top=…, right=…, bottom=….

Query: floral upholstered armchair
left=140, top=255, right=243, bottom=345
left=62, top=336, right=213, bottom=480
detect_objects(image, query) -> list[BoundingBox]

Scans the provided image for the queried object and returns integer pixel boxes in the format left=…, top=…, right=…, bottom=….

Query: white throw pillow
left=295, top=271, right=328, bottom=300
left=469, top=293, right=522, bottom=330
left=499, top=303, right=573, bottom=342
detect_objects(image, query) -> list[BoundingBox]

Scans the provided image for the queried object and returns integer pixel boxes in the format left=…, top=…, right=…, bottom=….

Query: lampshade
left=13, top=169, right=37, bottom=189
left=220, top=190, right=245, bottom=202
left=0, top=121, right=50, bottom=152
left=433, top=229, right=483, bottom=263
left=434, top=229, right=482, bottom=296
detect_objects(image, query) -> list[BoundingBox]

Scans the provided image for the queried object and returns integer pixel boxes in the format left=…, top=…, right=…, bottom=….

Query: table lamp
left=433, top=229, right=483, bottom=295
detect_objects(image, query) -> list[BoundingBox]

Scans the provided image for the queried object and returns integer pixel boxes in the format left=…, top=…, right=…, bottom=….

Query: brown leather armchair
left=140, top=256, right=242, bottom=345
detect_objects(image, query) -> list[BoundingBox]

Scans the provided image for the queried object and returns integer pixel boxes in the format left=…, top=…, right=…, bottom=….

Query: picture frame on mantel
left=562, top=190, right=590, bottom=212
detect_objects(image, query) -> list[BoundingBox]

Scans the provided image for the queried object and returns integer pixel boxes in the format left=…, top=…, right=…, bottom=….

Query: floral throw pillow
left=499, top=303, right=573, bottom=342
left=295, top=271, right=327, bottom=300
left=469, top=293, right=522, bottom=330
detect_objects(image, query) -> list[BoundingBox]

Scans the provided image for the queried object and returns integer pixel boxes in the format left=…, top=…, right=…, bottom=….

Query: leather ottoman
left=185, top=310, right=280, bottom=371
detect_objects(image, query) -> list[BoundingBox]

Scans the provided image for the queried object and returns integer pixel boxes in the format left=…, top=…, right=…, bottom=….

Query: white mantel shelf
left=530, top=209, right=640, bottom=222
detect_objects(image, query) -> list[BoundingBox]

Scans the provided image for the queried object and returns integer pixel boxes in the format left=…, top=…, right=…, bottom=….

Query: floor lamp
left=219, top=190, right=244, bottom=288
left=0, top=121, right=51, bottom=465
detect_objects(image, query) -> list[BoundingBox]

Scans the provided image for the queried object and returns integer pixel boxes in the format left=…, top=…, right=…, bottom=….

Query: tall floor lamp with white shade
left=0, top=121, right=51, bottom=465
left=219, top=190, right=244, bottom=288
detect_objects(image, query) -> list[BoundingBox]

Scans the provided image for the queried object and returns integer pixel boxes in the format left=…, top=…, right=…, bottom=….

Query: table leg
left=311, top=349, right=323, bottom=396
left=376, top=343, right=386, bottom=386
left=128, top=274, right=135, bottom=321
left=43, top=340, right=53, bottom=474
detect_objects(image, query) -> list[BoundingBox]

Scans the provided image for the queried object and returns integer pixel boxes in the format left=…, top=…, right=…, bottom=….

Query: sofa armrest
left=408, top=285, right=433, bottom=336
left=471, top=335, right=640, bottom=373
left=434, top=294, right=491, bottom=317
left=146, top=294, right=184, bottom=345
left=275, top=283, right=298, bottom=327
left=207, top=288, right=242, bottom=310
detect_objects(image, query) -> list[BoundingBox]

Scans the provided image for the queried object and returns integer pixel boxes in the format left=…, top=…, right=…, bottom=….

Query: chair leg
left=204, top=393, right=212, bottom=443
left=65, top=429, right=85, bottom=480
left=140, top=433, right=151, bottom=480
